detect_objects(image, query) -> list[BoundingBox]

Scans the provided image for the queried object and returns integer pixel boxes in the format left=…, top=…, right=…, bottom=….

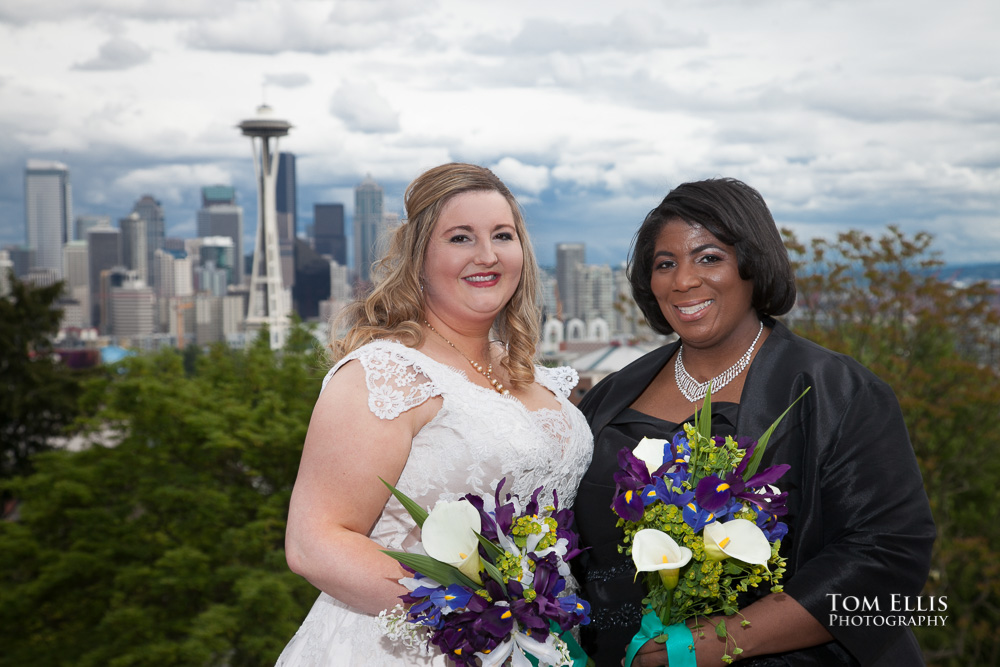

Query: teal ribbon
left=624, top=613, right=696, bottom=667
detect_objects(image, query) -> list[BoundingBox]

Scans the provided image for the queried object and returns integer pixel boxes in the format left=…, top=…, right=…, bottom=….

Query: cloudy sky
left=1, top=0, right=998, bottom=268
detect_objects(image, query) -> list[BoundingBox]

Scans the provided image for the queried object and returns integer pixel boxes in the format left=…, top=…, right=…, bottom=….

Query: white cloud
left=264, top=72, right=311, bottom=89
left=490, top=158, right=550, bottom=196
left=73, top=37, right=151, bottom=71
left=470, top=12, right=705, bottom=55
left=0, top=0, right=229, bottom=25
left=329, top=81, right=400, bottom=134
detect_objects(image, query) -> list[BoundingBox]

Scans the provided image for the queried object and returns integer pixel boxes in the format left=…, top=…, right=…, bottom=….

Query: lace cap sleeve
left=323, top=342, right=442, bottom=420
left=535, top=364, right=579, bottom=399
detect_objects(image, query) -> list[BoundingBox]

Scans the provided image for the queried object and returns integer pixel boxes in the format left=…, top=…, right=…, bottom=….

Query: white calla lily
left=703, top=518, right=771, bottom=565
left=477, top=629, right=565, bottom=667
left=421, top=499, right=483, bottom=583
left=633, top=437, right=669, bottom=475
left=631, top=528, right=693, bottom=589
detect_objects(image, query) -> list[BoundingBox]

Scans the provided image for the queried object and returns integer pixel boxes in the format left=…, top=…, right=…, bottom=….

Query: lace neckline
left=418, top=349, right=564, bottom=416
left=361, top=340, right=566, bottom=417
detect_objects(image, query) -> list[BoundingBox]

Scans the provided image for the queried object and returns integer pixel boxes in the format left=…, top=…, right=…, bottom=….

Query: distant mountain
left=937, top=263, right=1000, bottom=283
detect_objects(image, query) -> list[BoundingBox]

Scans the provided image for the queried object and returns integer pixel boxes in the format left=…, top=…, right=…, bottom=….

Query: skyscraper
left=24, top=160, right=73, bottom=278
left=354, top=176, right=384, bottom=283
left=75, top=214, right=110, bottom=241
left=120, top=212, right=148, bottom=285
left=556, top=243, right=585, bottom=320
left=314, top=203, right=346, bottom=265
left=132, top=195, right=165, bottom=285
left=87, top=227, right=121, bottom=330
left=63, top=241, right=90, bottom=326
left=276, top=152, right=296, bottom=289
left=239, top=104, right=293, bottom=349
left=197, top=185, right=244, bottom=286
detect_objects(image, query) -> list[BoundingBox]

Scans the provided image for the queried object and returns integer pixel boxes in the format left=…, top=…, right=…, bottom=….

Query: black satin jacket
left=572, top=319, right=936, bottom=666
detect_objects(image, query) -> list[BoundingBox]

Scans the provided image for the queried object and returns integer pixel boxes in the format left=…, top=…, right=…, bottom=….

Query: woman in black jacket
left=572, top=178, right=935, bottom=666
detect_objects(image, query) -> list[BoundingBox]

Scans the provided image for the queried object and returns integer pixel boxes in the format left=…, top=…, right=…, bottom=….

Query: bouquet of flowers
left=378, top=478, right=591, bottom=667
left=612, top=389, right=808, bottom=665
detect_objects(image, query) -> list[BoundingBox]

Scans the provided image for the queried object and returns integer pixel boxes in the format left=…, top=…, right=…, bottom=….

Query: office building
left=314, top=203, right=347, bottom=265
left=97, top=266, right=130, bottom=335
left=24, top=160, right=73, bottom=277
left=153, top=249, right=193, bottom=300
left=111, top=274, right=155, bottom=337
left=276, top=152, right=296, bottom=289
left=354, top=175, right=384, bottom=283
left=132, top=195, right=165, bottom=284
left=120, top=212, right=148, bottom=284
left=556, top=243, right=585, bottom=320
left=1, top=245, right=33, bottom=278
left=87, top=227, right=121, bottom=329
left=75, top=214, right=111, bottom=241
left=292, top=238, right=330, bottom=319
left=0, top=250, right=13, bottom=297
left=63, top=241, right=90, bottom=326
left=196, top=200, right=244, bottom=285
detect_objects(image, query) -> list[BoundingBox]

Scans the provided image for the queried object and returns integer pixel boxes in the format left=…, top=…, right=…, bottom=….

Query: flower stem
left=659, top=587, right=674, bottom=627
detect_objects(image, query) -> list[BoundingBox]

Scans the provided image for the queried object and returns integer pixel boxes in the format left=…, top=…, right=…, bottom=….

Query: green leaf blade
left=380, top=550, right=479, bottom=589
left=379, top=476, right=428, bottom=528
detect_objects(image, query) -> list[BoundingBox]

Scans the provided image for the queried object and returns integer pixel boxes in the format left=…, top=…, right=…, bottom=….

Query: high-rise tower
left=132, top=195, right=165, bottom=285
left=354, top=176, right=384, bottom=283
left=276, top=152, right=296, bottom=289
left=24, top=160, right=73, bottom=277
left=239, top=104, right=293, bottom=349
left=197, top=185, right=244, bottom=286
left=556, top=243, right=585, bottom=320
left=314, top=203, right=346, bottom=265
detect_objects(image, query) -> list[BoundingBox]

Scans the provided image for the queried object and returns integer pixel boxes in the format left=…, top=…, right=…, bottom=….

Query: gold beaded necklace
left=424, top=320, right=510, bottom=396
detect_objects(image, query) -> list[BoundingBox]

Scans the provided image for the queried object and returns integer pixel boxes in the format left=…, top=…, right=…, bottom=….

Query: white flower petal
left=633, top=437, right=669, bottom=475
left=421, top=499, right=482, bottom=579
left=514, top=631, right=563, bottom=666
left=632, top=528, right=693, bottom=572
left=476, top=637, right=515, bottom=667
left=703, top=518, right=771, bottom=565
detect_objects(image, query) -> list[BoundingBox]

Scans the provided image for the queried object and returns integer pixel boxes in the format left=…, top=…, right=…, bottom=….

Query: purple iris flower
left=472, top=604, right=515, bottom=639
left=612, top=446, right=654, bottom=521
left=682, top=500, right=723, bottom=532
left=430, top=610, right=492, bottom=665
left=667, top=431, right=692, bottom=472
left=650, top=476, right=695, bottom=508
left=558, top=595, right=592, bottom=625
left=756, top=509, right=789, bottom=542
left=430, top=584, right=474, bottom=611
left=695, top=464, right=790, bottom=513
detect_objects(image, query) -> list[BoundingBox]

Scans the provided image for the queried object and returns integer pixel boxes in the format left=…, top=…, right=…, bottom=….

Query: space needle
left=239, top=104, right=293, bottom=349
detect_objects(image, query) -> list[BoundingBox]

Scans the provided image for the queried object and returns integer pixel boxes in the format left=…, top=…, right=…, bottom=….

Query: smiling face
left=650, top=218, right=757, bottom=351
left=421, top=190, right=524, bottom=331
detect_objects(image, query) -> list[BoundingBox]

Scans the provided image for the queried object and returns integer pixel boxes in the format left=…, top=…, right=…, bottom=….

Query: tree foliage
left=0, top=326, right=329, bottom=666
left=0, top=274, right=85, bottom=484
left=783, top=226, right=1000, bottom=666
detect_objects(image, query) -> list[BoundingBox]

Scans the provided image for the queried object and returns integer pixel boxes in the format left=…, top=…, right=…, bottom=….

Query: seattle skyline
left=1, top=0, right=999, bottom=268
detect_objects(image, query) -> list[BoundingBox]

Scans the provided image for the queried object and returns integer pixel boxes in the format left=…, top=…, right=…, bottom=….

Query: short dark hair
left=628, top=177, right=796, bottom=335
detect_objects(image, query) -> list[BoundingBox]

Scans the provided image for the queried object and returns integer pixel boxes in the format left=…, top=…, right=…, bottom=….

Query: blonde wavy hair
left=329, top=163, right=541, bottom=389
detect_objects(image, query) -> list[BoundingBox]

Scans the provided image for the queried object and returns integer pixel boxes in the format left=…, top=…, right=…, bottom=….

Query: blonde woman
left=276, top=163, right=593, bottom=666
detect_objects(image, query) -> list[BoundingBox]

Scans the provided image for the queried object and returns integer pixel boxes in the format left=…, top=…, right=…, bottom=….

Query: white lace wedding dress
left=275, top=340, right=594, bottom=666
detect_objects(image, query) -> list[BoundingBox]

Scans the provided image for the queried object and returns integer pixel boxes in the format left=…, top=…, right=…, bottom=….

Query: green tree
left=0, top=274, right=84, bottom=484
left=783, top=226, right=1000, bottom=666
left=0, top=325, right=329, bottom=666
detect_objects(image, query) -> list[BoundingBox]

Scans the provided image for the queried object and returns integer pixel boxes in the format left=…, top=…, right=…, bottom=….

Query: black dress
left=572, top=319, right=935, bottom=667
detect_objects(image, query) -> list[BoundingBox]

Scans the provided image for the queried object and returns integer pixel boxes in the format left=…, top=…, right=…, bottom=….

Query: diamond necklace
left=423, top=320, right=510, bottom=396
left=674, top=320, right=764, bottom=402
